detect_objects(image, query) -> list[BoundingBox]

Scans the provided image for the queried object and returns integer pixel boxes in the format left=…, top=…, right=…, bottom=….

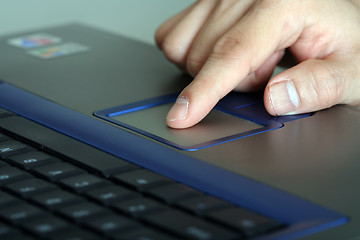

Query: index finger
left=166, top=1, right=303, bottom=129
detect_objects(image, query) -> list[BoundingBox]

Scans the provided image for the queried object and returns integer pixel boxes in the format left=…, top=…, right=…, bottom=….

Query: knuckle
left=161, top=38, right=186, bottom=64
left=324, top=64, right=346, bottom=103
left=212, top=34, right=246, bottom=59
left=211, top=33, right=254, bottom=74
left=154, top=27, right=165, bottom=49
left=306, top=61, right=345, bottom=107
left=211, top=33, right=254, bottom=76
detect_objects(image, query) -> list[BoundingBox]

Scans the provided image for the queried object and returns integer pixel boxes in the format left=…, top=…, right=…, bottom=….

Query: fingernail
left=166, top=96, right=189, bottom=122
left=269, top=80, right=300, bottom=115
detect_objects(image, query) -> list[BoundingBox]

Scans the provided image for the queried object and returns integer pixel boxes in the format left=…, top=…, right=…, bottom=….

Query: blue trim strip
left=108, top=105, right=154, bottom=117
left=0, top=82, right=348, bottom=239
left=107, top=94, right=177, bottom=117
left=235, top=101, right=260, bottom=109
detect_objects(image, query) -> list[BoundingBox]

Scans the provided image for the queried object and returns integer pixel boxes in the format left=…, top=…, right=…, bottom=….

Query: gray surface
left=113, top=103, right=262, bottom=147
left=0, top=0, right=193, bottom=45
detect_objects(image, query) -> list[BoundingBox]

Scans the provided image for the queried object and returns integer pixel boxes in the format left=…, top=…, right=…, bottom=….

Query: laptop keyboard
left=0, top=107, right=284, bottom=240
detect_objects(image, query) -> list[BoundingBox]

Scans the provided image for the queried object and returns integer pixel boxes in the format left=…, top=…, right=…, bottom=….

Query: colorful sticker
left=8, top=33, right=62, bottom=49
left=27, top=42, right=90, bottom=59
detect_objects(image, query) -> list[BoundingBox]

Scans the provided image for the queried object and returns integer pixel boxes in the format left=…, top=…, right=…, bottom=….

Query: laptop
left=0, top=22, right=359, bottom=240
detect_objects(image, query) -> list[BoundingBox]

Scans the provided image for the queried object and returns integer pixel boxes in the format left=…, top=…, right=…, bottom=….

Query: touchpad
left=111, top=103, right=262, bottom=148
left=94, top=93, right=309, bottom=151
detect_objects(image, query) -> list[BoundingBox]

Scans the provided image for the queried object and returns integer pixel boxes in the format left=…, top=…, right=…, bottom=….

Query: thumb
left=264, top=58, right=359, bottom=116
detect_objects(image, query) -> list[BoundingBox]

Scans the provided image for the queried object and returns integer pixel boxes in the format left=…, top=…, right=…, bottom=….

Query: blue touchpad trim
left=95, top=93, right=310, bottom=151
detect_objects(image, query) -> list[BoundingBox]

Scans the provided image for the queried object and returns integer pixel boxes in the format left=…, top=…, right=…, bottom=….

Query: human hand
left=155, top=0, right=360, bottom=129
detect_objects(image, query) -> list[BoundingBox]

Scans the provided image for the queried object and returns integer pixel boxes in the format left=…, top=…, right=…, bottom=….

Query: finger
left=154, top=2, right=195, bottom=49
left=158, top=0, right=218, bottom=65
left=264, top=57, right=360, bottom=116
left=186, top=0, right=255, bottom=76
left=234, top=49, right=285, bottom=92
left=166, top=2, right=302, bottom=129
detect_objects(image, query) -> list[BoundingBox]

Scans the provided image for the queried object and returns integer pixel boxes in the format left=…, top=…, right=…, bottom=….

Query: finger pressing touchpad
left=111, top=103, right=262, bottom=149
left=94, top=94, right=286, bottom=151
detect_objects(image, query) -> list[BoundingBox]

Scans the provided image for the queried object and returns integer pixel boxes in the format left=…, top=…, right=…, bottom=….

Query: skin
left=155, top=0, right=360, bottom=129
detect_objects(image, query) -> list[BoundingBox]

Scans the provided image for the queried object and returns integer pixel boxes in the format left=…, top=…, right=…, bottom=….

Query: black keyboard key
left=49, top=227, right=101, bottom=240
left=0, top=222, right=25, bottom=240
left=207, top=207, right=283, bottom=238
left=0, top=116, right=138, bottom=177
left=114, top=197, right=167, bottom=217
left=147, top=183, right=202, bottom=204
left=0, top=133, right=11, bottom=142
left=84, top=213, right=139, bottom=236
left=85, top=185, right=138, bottom=205
left=0, top=167, right=31, bottom=186
left=144, top=210, right=240, bottom=240
left=0, top=202, right=46, bottom=223
left=32, top=162, right=85, bottom=181
left=0, top=109, right=14, bottom=118
left=57, top=202, right=110, bottom=222
left=0, top=160, right=9, bottom=168
left=0, top=191, right=21, bottom=207
left=8, top=151, right=60, bottom=170
left=119, top=226, right=180, bottom=240
left=59, top=174, right=109, bottom=193
left=0, top=141, right=33, bottom=159
left=112, top=169, right=173, bottom=191
left=176, top=195, right=231, bottom=215
left=5, top=178, right=58, bottom=198
left=31, top=190, right=84, bottom=210
left=21, top=215, right=69, bottom=237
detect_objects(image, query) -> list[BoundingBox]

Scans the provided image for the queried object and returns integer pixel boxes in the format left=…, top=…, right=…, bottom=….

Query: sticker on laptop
left=27, top=42, right=90, bottom=59
left=7, top=33, right=62, bottom=49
